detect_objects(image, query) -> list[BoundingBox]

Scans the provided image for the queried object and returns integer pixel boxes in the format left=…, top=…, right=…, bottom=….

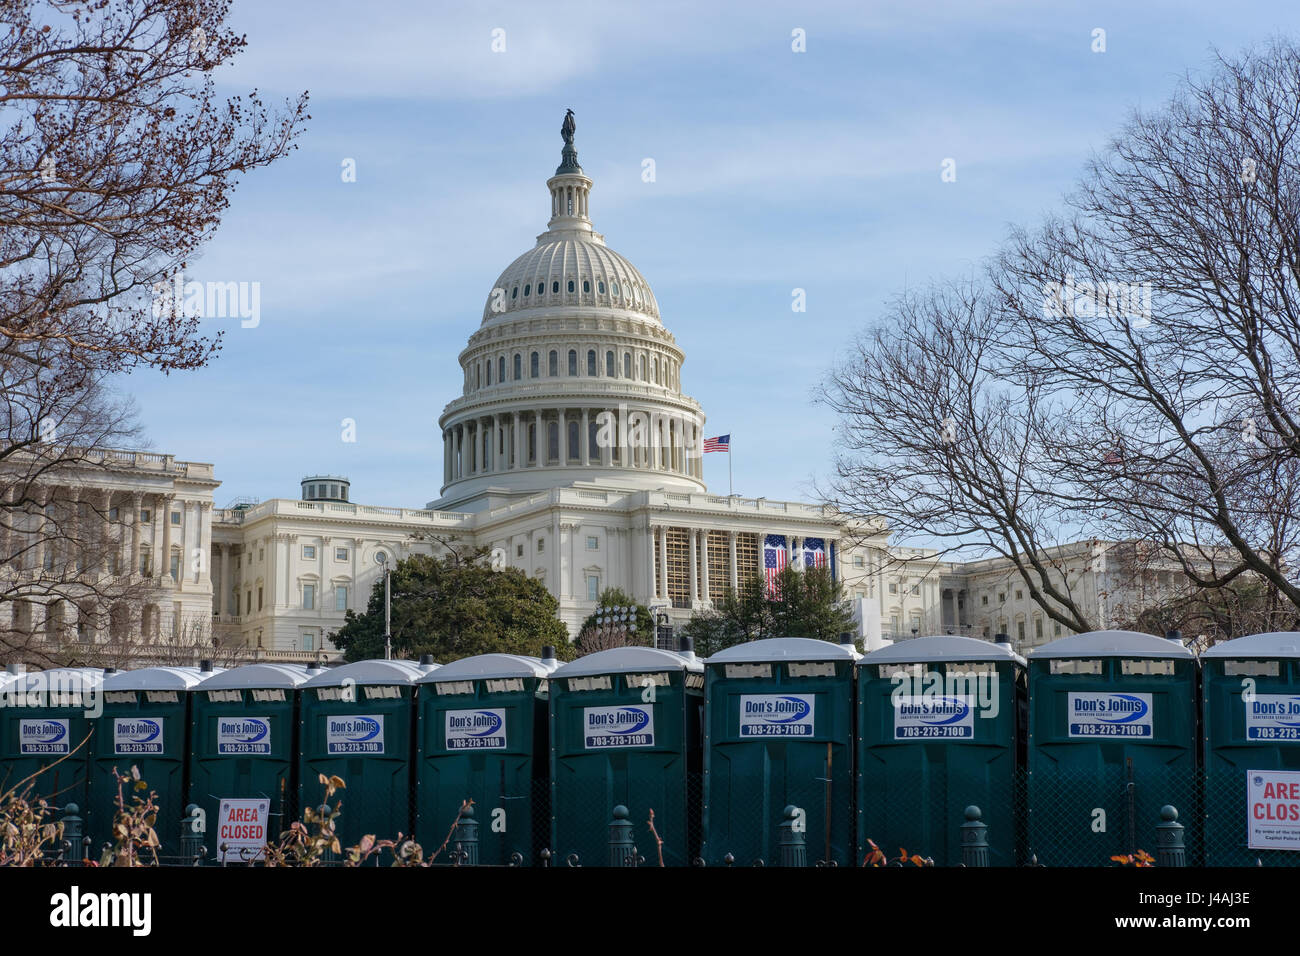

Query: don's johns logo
left=1245, top=695, right=1300, bottom=741
left=326, top=715, right=385, bottom=754
left=216, top=716, right=272, bottom=754
left=739, top=694, right=816, bottom=737
left=113, top=718, right=164, bottom=755
left=583, top=705, right=655, bottom=749
left=893, top=696, right=975, bottom=740
left=1067, top=692, right=1153, bottom=738
left=445, top=708, right=508, bottom=750
left=19, top=718, right=69, bottom=754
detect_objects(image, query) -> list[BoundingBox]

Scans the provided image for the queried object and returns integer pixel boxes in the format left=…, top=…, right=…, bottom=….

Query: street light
left=376, top=551, right=391, bottom=660
left=594, top=605, right=637, bottom=645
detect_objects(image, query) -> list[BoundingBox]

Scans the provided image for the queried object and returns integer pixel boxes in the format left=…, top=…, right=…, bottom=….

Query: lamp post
left=376, top=551, right=391, bottom=660
left=594, top=605, right=637, bottom=647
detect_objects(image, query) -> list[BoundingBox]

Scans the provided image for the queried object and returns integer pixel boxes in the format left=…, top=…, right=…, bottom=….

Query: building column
left=700, top=529, right=711, bottom=603
left=581, top=408, right=590, bottom=466
left=218, top=544, right=229, bottom=616
left=658, top=525, right=668, bottom=602
left=161, top=494, right=175, bottom=582
left=534, top=410, right=543, bottom=466
left=559, top=408, right=569, bottom=463
left=129, top=491, right=143, bottom=575
left=514, top=412, right=524, bottom=469
left=728, top=531, right=739, bottom=591
left=454, top=425, right=463, bottom=479
left=601, top=408, right=614, bottom=467
left=688, top=526, right=698, bottom=605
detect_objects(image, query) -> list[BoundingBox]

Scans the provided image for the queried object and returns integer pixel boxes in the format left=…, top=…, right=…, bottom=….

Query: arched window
left=638, top=355, right=645, bottom=380
left=606, top=350, right=615, bottom=377
left=486, top=363, right=492, bottom=386
left=528, top=423, right=536, bottom=462
left=612, top=281, right=620, bottom=297
left=548, top=422, right=559, bottom=461
left=549, top=350, right=558, bottom=376
left=511, top=286, right=518, bottom=299
left=513, top=354, right=521, bottom=380
left=588, top=419, right=600, bottom=459
left=586, top=349, right=596, bottom=376
left=552, top=281, right=559, bottom=294
left=568, top=349, right=577, bottom=376
left=567, top=421, right=579, bottom=459
left=476, top=364, right=481, bottom=389
left=567, top=280, right=575, bottom=293
left=624, top=352, right=632, bottom=378
left=524, top=284, right=531, bottom=296
left=498, top=356, right=505, bottom=382
left=530, top=352, right=539, bottom=378
left=598, top=281, right=605, bottom=294
left=582, top=279, right=590, bottom=293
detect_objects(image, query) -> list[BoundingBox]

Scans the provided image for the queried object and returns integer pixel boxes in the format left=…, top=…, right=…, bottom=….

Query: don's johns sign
left=216, top=716, right=272, bottom=755
left=326, top=715, right=384, bottom=755
left=739, top=694, right=815, bottom=737
left=445, top=709, right=507, bottom=750
left=583, top=705, right=654, bottom=749
left=1067, top=692, right=1153, bottom=738
left=893, top=696, right=974, bottom=740
left=113, top=718, right=164, bottom=755
left=1245, top=696, right=1300, bottom=742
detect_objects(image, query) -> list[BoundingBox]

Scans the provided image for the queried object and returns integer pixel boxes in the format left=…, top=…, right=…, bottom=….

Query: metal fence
left=24, top=766, right=1300, bottom=867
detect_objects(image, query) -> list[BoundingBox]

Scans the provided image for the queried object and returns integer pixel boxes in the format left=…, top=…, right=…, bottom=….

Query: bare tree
left=0, top=1, right=307, bottom=663
left=824, top=40, right=1300, bottom=629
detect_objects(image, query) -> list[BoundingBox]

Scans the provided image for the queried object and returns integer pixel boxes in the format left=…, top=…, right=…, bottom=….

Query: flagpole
left=728, top=440, right=733, bottom=496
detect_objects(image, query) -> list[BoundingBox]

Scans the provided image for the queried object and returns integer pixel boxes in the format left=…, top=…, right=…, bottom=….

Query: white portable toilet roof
left=1202, top=632, right=1300, bottom=658
left=706, top=637, right=858, bottom=664
left=862, top=635, right=1026, bottom=667
left=197, top=663, right=311, bottom=690
left=419, top=653, right=553, bottom=683
left=1028, top=629, right=1195, bottom=660
left=11, top=667, right=103, bottom=693
left=303, top=659, right=428, bottom=688
left=103, top=666, right=208, bottom=692
left=551, top=646, right=704, bottom=678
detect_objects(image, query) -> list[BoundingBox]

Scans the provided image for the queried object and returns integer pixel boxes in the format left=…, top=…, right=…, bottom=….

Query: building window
left=910, top=584, right=919, bottom=595
left=567, top=280, right=575, bottom=293
left=982, top=595, right=989, bottom=606
left=888, top=583, right=897, bottom=594
left=169, top=552, right=180, bottom=580
left=582, top=279, right=590, bottom=293
left=537, top=537, right=545, bottom=553
left=623, top=352, right=631, bottom=378
left=170, top=510, right=181, bottom=525
left=568, top=349, right=577, bottom=376
left=1015, top=589, right=1023, bottom=600
left=516, top=544, right=524, bottom=558
left=303, top=545, right=316, bottom=559
left=853, top=556, right=865, bottom=568
left=587, top=575, right=600, bottom=601
left=531, top=352, right=539, bottom=378
left=1054, top=622, right=1063, bottom=636
left=335, top=547, right=348, bottom=561
left=567, top=420, right=579, bottom=459
left=476, top=364, right=481, bottom=388
left=140, top=550, right=152, bottom=575
left=549, top=350, right=558, bottom=376
left=548, top=422, right=559, bottom=461
left=552, top=280, right=559, bottom=294
left=528, top=423, right=537, bottom=462
left=587, top=536, right=599, bottom=550
left=638, top=355, right=645, bottom=380
left=335, top=586, right=348, bottom=611
left=587, top=349, right=596, bottom=376
left=303, top=584, right=315, bottom=610
left=513, top=354, right=521, bottom=380
left=1035, top=617, right=1044, bottom=640
left=486, top=362, right=491, bottom=386
left=140, top=508, right=151, bottom=523
left=108, top=506, right=119, bottom=521
left=598, top=280, right=605, bottom=294
left=375, top=550, right=388, bottom=565
left=246, top=591, right=252, bottom=615
left=259, top=549, right=264, bottom=562
left=1017, top=620, right=1026, bottom=641
left=997, top=592, right=1005, bottom=603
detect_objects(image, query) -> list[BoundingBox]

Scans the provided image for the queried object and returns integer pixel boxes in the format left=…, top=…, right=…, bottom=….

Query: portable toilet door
left=1027, top=630, right=1198, bottom=866
left=0, top=668, right=102, bottom=817
left=90, top=666, right=205, bottom=860
left=1201, top=631, right=1300, bottom=866
left=188, top=663, right=308, bottom=862
left=702, top=638, right=857, bottom=867
left=416, top=653, right=558, bottom=865
left=298, top=659, right=427, bottom=852
left=857, top=635, right=1026, bottom=866
left=550, top=646, right=704, bottom=867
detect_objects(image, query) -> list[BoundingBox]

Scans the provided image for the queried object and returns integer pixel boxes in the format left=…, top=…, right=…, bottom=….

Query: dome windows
left=549, top=350, right=558, bottom=376
left=611, top=281, right=620, bottom=297
left=530, top=352, right=539, bottom=378
left=513, top=353, right=521, bottom=380
left=623, top=352, right=632, bottom=378
left=606, top=350, right=615, bottom=377
left=598, top=281, right=605, bottom=295
left=568, top=349, right=577, bottom=376
left=524, top=283, right=531, bottom=296
left=498, top=356, right=506, bottom=382
left=511, top=286, right=518, bottom=299
left=552, top=281, right=559, bottom=294
left=587, top=349, right=596, bottom=376
left=567, top=280, right=575, bottom=293
left=582, top=279, right=590, bottom=294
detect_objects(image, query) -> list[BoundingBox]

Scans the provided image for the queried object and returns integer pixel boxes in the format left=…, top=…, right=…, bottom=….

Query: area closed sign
left=217, top=798, right=270, bottom=862
left=1247, top=769, right=1300, bottom=851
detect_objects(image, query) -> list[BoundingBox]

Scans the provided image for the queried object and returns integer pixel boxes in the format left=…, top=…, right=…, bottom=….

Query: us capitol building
left=1, top=115, right=1183, bottom=664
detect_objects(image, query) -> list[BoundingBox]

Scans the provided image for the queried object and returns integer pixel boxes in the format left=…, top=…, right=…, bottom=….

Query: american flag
left=803, top=538, right=828, bottom=569
left=703, top=434, right=730, bottom=453
left=764, top=535, right=787, bottom=597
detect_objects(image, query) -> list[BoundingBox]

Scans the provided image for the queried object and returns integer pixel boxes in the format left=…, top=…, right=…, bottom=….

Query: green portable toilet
left=550, top=645, right=704, bottom=867
left=857, top=635, right=1026, bottom=866
left=1202, top=631, right=1300, bottom=866
left=416, top=651, right=557, bottom=865
left=89, top=665, right=211, bottom=859
left=1027, top=630, right=1197, bottom=866
left=702, top=638, right=857, bottom=866
left=188, top=663, right=308, bottom=861
left=298, top=658, right=428, bottom=851
left=0, top=668, right=102, bottom=811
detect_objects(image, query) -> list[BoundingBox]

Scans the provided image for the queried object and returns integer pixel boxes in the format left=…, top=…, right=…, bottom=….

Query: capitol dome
left=433, top=111, right=707, bottom=509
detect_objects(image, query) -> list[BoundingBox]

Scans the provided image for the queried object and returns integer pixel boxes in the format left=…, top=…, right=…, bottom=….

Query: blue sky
left=122, top=0, right=1300, bottom=530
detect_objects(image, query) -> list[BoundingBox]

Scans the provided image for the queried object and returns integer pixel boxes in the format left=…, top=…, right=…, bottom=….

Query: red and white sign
left=1247, top=769, right=1300, bottom=851
left=216, top=798, right=270, bottom=862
